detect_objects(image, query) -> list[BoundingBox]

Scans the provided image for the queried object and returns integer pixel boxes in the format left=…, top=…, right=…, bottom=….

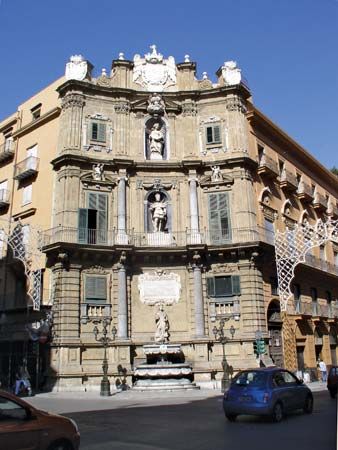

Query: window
left=270, top=277, right=279, bottom=296
left=26, top=145, right=38, bottom=170
left=293, top=284, right=301, bottom=312
left=296, top=173, right=301, bottom=187
left=334, top=252, right=338, bottom=267
left=0, top=180, right=7, bottom=202
left=90, top=121, right=106, bottom=142
left=4, top=135, right=13, bottom=152
left=257, top=144, right=264, bottom=163
left=273, top=371, right=297, bottom=387
left=233, top=371, right=267, bottom=387
left=84, top=275, right=107, bottom=304
left=311, top=287, right=318, bottom=315
left=311, top=184, right=316, bottom=196
left=22, top=184, right=32, bottom=205
left=78, top=192, right=108, bottom=244
left=326, top=291, right=332, bottom=317
left=0, top=396, right=28, bottom=421
left=207, top=275, right=240, bottom=298
left=30, top=103, right=41, bottom=120
left=206, top=125, right=221, bottom=145
left=208, top=192, right=231, bottom=243
left=264, top=218, right=275, bottom=245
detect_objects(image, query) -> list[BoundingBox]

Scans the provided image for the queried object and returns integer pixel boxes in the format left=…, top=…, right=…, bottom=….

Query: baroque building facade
left=0, top=47, right=337, bottom=390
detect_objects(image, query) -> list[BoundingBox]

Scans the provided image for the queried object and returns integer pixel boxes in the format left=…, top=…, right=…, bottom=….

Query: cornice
left=0, top=116, right=18, bottom=133
left=12, top=107, right=61, bottom=139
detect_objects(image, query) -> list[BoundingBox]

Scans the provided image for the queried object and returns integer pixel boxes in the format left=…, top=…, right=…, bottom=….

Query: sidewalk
left=25, top=381, right=327, bottom=415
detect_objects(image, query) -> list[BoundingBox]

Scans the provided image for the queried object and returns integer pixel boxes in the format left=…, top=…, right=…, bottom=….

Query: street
left=30, top=390, right=336, bottom=450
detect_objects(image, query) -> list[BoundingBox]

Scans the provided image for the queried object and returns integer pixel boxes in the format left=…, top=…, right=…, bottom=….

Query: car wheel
left=272, top=402, right=284, bottom=423
left=225, top=413, right=237, bottom=422
left=47, top=440, right=73, bottom=450
left=303, top=395, right=313, bottom=414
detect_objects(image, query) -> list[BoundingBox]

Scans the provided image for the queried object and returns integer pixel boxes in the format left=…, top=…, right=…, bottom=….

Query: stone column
left=192, top=252, right=205, bottom=337
left=225, top=95, right=248, bottom=154
left=188, top=172, right=199, bottom=232
left=117, top=252, right=128, bottom=339
left=59, top=93, right=85, bottom=153
left=117, top=170, right=127, bottom=231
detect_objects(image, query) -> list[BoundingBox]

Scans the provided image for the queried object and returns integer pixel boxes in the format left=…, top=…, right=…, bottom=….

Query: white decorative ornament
left=138, top=270, right=181, bottom=305
left=65, top=55, right=88, bottom=81
left=222, top=60, right=241, bottom=86
left=133, top=45, right=177, bottom=92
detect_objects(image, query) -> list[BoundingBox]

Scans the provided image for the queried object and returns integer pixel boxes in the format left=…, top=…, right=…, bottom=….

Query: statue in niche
left=155, top=305, right=169, bottom=343
left=92, top=163, right=104, bottom=181
left=148, top=122, right=165, bottom=160
left=211, top=165, right=223, bottom=182
left=149, top=192, right=167, bottom=232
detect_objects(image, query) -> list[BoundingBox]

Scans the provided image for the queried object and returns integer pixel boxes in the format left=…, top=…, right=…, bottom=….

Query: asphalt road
left=63, top=392, right=336, bottom=450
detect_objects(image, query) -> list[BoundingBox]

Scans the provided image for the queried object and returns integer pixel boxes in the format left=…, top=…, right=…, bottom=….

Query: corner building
left=0, top=47, right=337, bottom=390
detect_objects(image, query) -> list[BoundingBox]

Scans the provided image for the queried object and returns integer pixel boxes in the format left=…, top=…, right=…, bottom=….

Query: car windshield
left=232, top=371, right=267, bottom=387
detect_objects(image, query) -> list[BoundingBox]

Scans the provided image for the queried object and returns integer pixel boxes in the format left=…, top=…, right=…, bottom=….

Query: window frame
left=207, top=274, right=241, bottom=299
left=84, top=274, right=108, bottom=304
left=90, top=121, right=107, bottom=143
left=205, top=124, right=222, bottom=146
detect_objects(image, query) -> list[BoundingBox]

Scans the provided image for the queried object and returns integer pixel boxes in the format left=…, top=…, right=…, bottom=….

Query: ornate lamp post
left=93, top=318, right=117, bottom=396
left=213, top=319, right=236, bottom=392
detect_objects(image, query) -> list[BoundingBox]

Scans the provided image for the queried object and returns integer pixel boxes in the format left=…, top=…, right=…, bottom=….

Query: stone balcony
left=42, top=225, right=274, bottom=249
left=279, top=169, right=298, bottom=192
left=327, top=202, right=338, bottom=218
left=313, top=192, right=328, bottom=212
left=0, top=140, right=14, bottom=162
left=14, top=156, right=39, bottom=181
left=297, top=181, right=313, bottom=203
left=0, top=189, right=10, bottom=208
left=257, top=154, right=279, bottom=178
left=303, top=253, right=338, bottom=276
left=80, top=302, right=112, bottom=324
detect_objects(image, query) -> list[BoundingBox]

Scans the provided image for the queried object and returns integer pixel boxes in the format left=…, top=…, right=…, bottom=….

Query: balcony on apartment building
left=14, top=156, right=39, bottom=181
left=313, top=191, right=328, bottom=212
left=327, top=201, right=338, bottom=219
left=257, top=154, right=279, bottom=178
left=0, top=189, right=10, bottom=208
left=279, top=168, right=298, bottom=192
left=297, top=180, right=314, bottom=203
left=293, top=300, right=338, bottom=321
left=0, top=140, right=14, bottom=162
left=303, top=253, right=338, bottom=276
left=80, top=302, right=111, bottom=324
left=42, top=225, right=275, bottom=249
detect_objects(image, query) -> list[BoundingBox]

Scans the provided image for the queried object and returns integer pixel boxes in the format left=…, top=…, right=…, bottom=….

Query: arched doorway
left=267, top=300, right=284, bottom=367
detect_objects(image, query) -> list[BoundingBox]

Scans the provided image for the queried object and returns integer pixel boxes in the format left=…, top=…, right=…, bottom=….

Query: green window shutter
left=97, top=123, right=106, bottom=142
left=97, top=193, right=108, bottom=243
left=208, top=193, right=231, bottom=243
left=206, top=126, right=213, bottom=144
left=232, top=275, right=241, bottom=295
left=78, top=208, right=89, bottom=243
left=85, top=276, right=107, bottom=303
left=213, top=125, right=221, bottom=143
left=88, top=192, right=98, bottom=210
left=91, top=122, right=98, bottom=140
left=207, top=278, right=215, bottom=297
left=215, top=276, right=232, bottom=296
left=219, top=193, right=231, bottom=241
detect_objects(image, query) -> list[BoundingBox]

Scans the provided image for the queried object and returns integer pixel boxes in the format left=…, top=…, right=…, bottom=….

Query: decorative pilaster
left=192, top=252, right=205, bottom=337
left=117, top=170, right=127, bottom=231
left=117, top=252, right=128, bottom=340
left=225, top=94, right=248, bottom=153
left=188, top=172, right=199, bottom=232
left=59, top=93, right=85, bottom=152
left=114, top=101, right=130, bottom=155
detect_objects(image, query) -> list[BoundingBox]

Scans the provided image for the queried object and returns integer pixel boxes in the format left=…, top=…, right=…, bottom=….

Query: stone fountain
left=133, top=305, right=198, bottom=390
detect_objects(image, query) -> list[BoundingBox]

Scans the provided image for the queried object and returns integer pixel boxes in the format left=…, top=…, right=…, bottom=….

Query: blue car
left=223, top=367, right=313, bottom=422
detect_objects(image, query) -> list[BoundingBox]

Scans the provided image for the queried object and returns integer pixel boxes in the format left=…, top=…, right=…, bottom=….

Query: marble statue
left=221, top=60, right=241, bottom=86
left=149, top=123, right=165, bottom=159
left=149, top=192, right=167, bottom=232
left=211, top=165, right=223, bottom=182
left=93, top=163, right=104, bottom=181
left=147, top=93, right=165, bottom=115
left=155, top=305, right=169, bottom=343
left=65, top=55, right=88, bottom=81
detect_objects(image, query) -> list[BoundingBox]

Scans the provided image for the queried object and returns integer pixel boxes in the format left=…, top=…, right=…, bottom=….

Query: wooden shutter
left=78, top=208, right=89, bottom=243
left=97, top=123, right=106, bottom=142
left=207, top=278, right=215, bottom=297
left=87, top=192, right=108, bottom=243
left=219, top=193, right=231, bottom=241
left=213, top=125, right=221, bottom=143
left=208, top=193, right=231, bottom=243
left=206, top=126, right=213, bottom=144
left=85, top=276, right=107, bottom=303
left=232, top=275, right=241, bottom=295
left=91, top=122, right=98, bottom=140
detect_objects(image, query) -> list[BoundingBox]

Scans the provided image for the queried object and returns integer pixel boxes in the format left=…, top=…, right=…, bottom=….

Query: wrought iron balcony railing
left=0, top=140, right=14, bottom=162
left=14, top=156, right=39, bottom=180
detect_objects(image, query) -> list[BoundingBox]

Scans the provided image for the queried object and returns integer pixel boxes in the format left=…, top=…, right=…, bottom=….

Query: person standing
left=318, top=359, right=327, bottom=383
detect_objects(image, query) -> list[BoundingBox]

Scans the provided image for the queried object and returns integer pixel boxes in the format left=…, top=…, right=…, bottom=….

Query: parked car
left=327, top=366, right=338, bottom=399
left=0, top=390, right=80, bottom=450
left=223, top=367, right=313, bottom=422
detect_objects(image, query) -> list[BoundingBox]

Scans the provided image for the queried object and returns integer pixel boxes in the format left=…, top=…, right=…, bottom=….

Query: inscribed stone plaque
left=138, top=271, right=181, bottom=305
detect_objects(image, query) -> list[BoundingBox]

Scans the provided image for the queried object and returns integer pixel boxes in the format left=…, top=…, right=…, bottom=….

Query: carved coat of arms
left=133, top=45, right=176, bottom=92
left=221, top=60, right=241, bottom=86
left=65, top=55, right=88, bottom=81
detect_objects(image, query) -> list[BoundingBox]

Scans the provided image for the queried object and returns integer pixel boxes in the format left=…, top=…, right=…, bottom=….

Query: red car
left=0, top=389, right=80, bottom=450
left=327, top=366, right=338, bottom=399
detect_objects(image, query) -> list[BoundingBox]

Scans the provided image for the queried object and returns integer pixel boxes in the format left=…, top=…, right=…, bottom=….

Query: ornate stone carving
left=147, top=93, right=165, bottom=115
left=211, top=166, right=223, bottom=182
left=83, top=266, right=108, bottom=274
left=92, top=164, right=104, bottom=181
left=148, top=122, right=165, bottom=160
left=133, top=45, right=176, bottom=91
left=199, top=72, right=213, bottom=90
left=61, top=94, right=85, bottom=110
left=182, top=101, right=197, bottom=116
left=221, top=61, right=241, bottom=86
left=212, top=264, right=234, bottom=274
left=65, top=55, right=89, bottom=81
left=138, top=270, right=181, bottom=306
left=96, top=68, right=111, bottom=87
left=114, top=102, right=131, bottom=114
left=225, top=96, right=247, bottom=114
left=149, top=192, right=167, bottom=232
left=155, top=305, right=169, bottom=343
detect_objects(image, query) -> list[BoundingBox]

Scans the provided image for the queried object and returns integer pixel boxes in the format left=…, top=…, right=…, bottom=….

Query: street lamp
left=93, top=317, right=117, bottom=396
left=213, top=319, right=236, bottom=392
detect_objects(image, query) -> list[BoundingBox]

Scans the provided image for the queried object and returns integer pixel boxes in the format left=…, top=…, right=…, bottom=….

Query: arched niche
left=144, top=117, right=169, bottom=160
left=144, top=190, right=172, bottom=233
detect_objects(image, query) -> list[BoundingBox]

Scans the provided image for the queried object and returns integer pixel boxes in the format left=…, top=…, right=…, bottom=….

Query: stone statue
left=221, top=60, right=241, bottom=86
left=93, top=163, right=104, bottom=181
left=155, top=305, right=169, bottom=343
left=148, top=123, right=164, bottom=159
left=147, top=93, right=165, bottom=115
left=211, top=165, right=223, bottom=182
left=149, top=192, right=167, bottom=232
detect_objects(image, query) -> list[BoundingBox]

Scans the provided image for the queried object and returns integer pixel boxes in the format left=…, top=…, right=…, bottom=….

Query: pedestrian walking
left=318, top=359, right=327, bottom=383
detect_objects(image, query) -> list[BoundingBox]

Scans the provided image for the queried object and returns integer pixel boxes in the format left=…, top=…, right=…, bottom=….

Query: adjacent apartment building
left=0, top=46, right=337, bottom=391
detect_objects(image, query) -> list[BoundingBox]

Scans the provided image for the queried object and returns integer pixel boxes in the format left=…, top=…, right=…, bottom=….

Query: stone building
left=0, top=47, right=337, bottom=391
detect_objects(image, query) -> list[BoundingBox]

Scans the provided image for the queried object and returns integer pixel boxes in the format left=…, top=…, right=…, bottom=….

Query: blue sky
left=0, top=0, right=337, bottom=169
